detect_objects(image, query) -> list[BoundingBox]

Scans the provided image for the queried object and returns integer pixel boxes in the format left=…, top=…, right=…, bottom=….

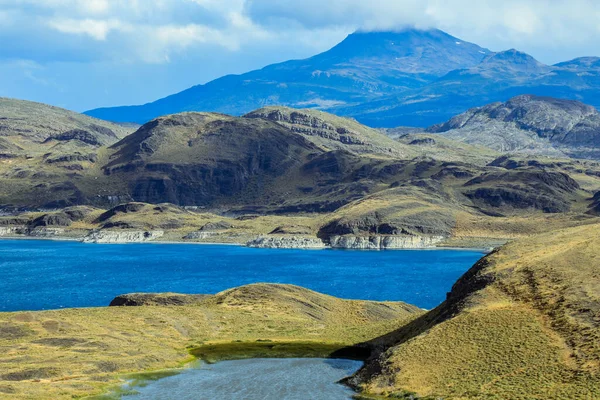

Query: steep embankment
left=351, top=223, right=600, bottom=399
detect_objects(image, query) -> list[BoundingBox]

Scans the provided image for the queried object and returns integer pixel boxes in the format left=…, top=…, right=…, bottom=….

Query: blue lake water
left=0, top=239, right=484, bottom=312
left=125, top=358, right=363, bottom=400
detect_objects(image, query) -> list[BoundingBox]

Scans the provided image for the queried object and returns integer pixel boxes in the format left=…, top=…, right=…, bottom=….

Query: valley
left=1, top=24, right=600, bottom=400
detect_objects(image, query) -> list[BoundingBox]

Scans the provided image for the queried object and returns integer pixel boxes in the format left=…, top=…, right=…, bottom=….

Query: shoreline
left=0, top=234, right=494, bottom=253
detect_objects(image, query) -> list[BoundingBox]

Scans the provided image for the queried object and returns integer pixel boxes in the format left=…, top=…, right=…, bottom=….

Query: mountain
left=85, top=28, right=600, bottom=128
left=555, top=56, right=600, bottom=70
left=341, top=50, right=600, bottom=127
left=350, top=223, right=600, bottom=399
left=2, top=98, right=600, bottom=253
left=84, top=29, right=491, bottom=125
left=427, top=94, right=600, bottom=159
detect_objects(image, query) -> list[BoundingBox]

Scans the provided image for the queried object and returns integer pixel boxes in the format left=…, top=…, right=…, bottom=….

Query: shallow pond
left=124, top=358, right=362, bottom=400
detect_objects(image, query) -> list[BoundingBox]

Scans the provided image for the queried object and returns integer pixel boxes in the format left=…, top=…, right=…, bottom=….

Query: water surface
left=126, top=358, right=362, bottom=400
left=0, top=240, right=484, bottom=311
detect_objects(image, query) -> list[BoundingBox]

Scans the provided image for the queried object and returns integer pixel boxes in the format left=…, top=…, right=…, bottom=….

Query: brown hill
left=351, top=223, right=600, bottom=399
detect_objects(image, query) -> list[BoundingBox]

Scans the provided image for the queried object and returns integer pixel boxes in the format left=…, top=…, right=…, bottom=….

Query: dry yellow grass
left=352, top=223, right=600, bottom=399
left=0, top=284, right=422, bottom=399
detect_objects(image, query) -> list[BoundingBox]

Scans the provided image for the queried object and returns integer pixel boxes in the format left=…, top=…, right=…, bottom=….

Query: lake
left=0, top=239, right=484, bottom=312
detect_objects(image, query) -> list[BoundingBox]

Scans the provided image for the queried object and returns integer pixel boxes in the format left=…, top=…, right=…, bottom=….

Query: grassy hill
left=0, top=97, right=134, bottom=153
left=350, top=223, right=600, bottom=399
left=0, top=284, right=422, bottom=399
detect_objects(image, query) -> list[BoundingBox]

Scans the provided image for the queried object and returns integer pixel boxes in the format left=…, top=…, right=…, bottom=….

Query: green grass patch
left=189, top=340, right=371, bottom=363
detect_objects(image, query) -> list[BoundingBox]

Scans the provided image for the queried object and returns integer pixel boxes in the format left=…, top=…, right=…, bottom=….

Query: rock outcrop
left=83, top=230, right=164, bottom=244
left=246, top=235, right=326, bottom=249
left=183, top=231, right=219, bottom=240
left=429, top=95, right=600, bottom=159
left=244, top=107, right=407, bottom=156
left=200, top=220, right=233, bottom=231
left=29, top=213, right=72, bottom=228
left=28, top=227, right=66, bottom=237
left=109, top=293, right=209, bottom=306
left=0, top=227, right=18, bottom=236
left=329, top=235, right=444, bottom=249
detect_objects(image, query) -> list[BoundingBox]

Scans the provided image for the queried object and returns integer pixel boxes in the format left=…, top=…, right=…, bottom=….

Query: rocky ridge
left=428, top=95, right=600, bottom=159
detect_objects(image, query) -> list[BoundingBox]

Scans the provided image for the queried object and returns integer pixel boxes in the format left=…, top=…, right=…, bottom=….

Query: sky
left=1, top=0, right=599, bottom=112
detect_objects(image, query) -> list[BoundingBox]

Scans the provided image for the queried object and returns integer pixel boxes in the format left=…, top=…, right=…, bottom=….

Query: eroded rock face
left=429, top=95, right=600, bottom=159
left=246, top=235, right=326, bottom=249
left=246, top=109, right=367, bottom=145
left=329, top=235, right=444, bottom=249
left=183, top=231, right=219, bottom=240
left=200, top=221, right=233, bottom=231
left=28, top=228, right=66, bottom=237
left=269, top=225, right=313, bottom=235
left=44, top=129, right=109, bottom=147
left=0, top=227, right=18, bottom=236
left=83, top=230, right=164, bottom=243
left=29, top=213, right=72, bottom=228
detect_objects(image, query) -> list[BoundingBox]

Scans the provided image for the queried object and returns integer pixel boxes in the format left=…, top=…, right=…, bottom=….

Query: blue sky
left=1, top=0, right=599, bottom=112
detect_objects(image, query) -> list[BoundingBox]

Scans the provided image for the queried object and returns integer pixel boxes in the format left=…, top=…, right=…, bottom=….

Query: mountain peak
left=322, top=28, right=490, bottom=76
left=477, top=49, right=548, bottom=74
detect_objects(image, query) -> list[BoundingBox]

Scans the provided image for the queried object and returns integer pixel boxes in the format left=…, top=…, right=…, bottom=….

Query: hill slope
left=351, top=223, right=600, bottom=399
left=2, top=99, right=600, bottom=252
left=0, top=97, right=133, bottom=155
left=427, top=95, right=600, bottom=159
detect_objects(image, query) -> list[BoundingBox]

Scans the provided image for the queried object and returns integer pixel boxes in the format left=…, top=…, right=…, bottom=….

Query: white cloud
left=245, top=0, right=600, bottom=59
left=2, top=0, right=600, bottom=112
left=47, top=18, right=129, bottom=41
left=4, top=0, right=597, bottom=67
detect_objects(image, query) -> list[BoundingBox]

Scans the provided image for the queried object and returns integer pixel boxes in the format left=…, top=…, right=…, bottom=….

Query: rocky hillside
left=350, top=223, right=600, bottom=399
left=0, top=97, right=133, bottom=156
left=85, top=28, right=600, bottom=128
left=244, top=107, right=411, bottom=157
left=428, top=95, right=600, bottom=159
left=2, top=99, right=600, bottom=249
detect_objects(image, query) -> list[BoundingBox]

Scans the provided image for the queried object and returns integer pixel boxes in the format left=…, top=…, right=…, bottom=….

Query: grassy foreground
left=0, top=284, right=422, bottom=399
left=351, top=223, right=600, bottom=399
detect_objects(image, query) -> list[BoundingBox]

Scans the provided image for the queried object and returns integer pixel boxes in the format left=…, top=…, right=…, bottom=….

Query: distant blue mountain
left=85, top=29, right=600, bottom=128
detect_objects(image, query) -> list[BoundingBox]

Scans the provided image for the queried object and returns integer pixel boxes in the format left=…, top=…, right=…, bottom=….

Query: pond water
left=125, top=358, right=363, bottom=400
